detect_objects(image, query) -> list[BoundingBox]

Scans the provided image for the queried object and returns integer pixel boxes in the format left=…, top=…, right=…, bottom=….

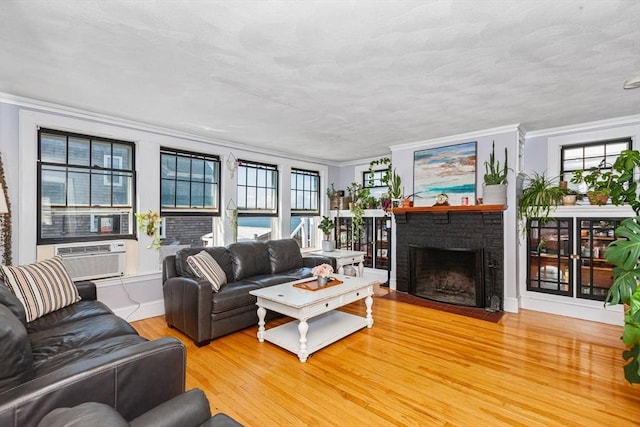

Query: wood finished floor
left=131, top=289, right=640, bottom=426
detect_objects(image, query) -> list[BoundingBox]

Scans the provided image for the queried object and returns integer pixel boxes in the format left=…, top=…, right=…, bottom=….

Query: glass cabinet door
left=336, top=217, right=352, bottom=250
left=577, top=218, right=621, bottom=301
left=374, top=216, right=390, bottom=270
left=527, top=218, right=573, bottom=296
left=357, top=217, right=374, bottom=267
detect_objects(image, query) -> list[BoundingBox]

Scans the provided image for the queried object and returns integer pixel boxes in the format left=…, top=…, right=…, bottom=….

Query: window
left=160, top=148, right=221, bottom=247
left=160, top=148, right=220, bottom=215
left=290, top=168, right=320, bottom=216
left=38, top=128, right=135, bottom=243
left=363, top=169, right=388, bottom=199
left=290, top=168, right=320, bottom=248
left=560, top=138, right=631, bottom=183
left=237, top=160, right=278, bottom=215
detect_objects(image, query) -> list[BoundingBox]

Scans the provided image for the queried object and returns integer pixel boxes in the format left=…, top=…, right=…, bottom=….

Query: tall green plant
left=484, top=141, right=509, bottom=185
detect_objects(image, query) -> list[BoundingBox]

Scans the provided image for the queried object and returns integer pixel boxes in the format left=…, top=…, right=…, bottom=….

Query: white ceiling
left=1, top=0, right=639, bottom=163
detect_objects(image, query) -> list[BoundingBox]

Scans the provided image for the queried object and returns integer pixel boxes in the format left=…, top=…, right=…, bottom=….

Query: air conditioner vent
left=54, top=241, right=126, bottom=281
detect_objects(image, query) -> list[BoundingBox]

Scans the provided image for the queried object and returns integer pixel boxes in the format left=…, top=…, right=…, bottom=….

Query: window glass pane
left=41, top=133, right=67, bottom=163
left=584, top=157, right=604, bottom=169
left=247, top=187, right=257, bottom=208
left=204, top=160, right=216, bottom=183
left=563, top=147, right=583, bottom=160
left=247, top=167, right=256, bottom=185
left=112, top=144, right=132, bottom=169
left=41, top=167, right=67, bottom=205
left=607, top=142, right=627, bottom=155
left=204, top=183, right=214, bottom=208
left=177, top=157, right=191, bottom=179
left=192, top=158, right=205, bottom=182
left=68, top=169, right=90, bottom=205
left=112, top=173, right=132, bottom=206
left=176, top=181, right=190, bottom=207
left=91, top=171, right=111, bottom=205
left=584, top=145, right=604, bottom=158
left=68, top=138, right=90, bottom=166
left=191, top=182, right=204, bottom=207
left=161, top=154, right=176, bottom=179
left=92, top=142, right=111, bottom=168
left=161, top=179, right=176, bottom=207
left=237, top=186, right=247, bottom=208
left=238, top=167, right=247, bottom=185
left=563, top=159, right=583, bottom=171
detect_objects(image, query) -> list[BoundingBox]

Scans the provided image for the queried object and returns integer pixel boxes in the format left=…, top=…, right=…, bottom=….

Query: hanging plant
left=135, top=210, right=161, bottom=249
left=0, top=153, right=11, bottom=265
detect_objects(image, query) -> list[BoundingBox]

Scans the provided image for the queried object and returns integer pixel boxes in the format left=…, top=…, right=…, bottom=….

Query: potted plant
left=326, top=183, right=340, bottom=210
left=560, top=187, right=581, bottom=206
left=318, top=216, right=336, bottom=252
left=517, top=172, right=565, bottom=228
left=483, top=141, right=510, bottom=205
left=569, top=160, right=618, bottom=205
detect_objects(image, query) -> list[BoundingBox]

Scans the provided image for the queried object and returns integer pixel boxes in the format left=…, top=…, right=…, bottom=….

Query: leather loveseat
left=0, top=280, right=186, bottom=427
left=37, top=388, right=242, bottom=427
left=162, top=238, right=333, bottom=346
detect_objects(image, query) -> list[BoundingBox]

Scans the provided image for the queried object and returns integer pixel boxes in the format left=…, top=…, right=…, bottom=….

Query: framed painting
left=413, top=141, right=477, bottom=206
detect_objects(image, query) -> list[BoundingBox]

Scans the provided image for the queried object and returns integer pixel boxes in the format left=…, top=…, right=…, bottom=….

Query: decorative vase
left=317, top=276, right=329, bottom=287
left=322, top=240, right=336, bottom=252
left=482, top=184, right=507, bottom=205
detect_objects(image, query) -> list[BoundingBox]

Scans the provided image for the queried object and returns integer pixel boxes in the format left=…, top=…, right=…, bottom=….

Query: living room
left=1, top=1, right=639, bottom=425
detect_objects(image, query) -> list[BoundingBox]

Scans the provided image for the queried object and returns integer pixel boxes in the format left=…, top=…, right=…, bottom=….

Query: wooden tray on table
left=293, top=277, right=343, bottom=291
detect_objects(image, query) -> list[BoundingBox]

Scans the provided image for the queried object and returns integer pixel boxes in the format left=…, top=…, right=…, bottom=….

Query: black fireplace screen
left=409, top=245, right=484, bottom=307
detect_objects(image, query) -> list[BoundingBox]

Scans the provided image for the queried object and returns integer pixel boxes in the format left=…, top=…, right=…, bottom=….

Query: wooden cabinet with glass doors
left=527, top=218, right=573, bottom=296
left=333, top=211, right=389, bottom=271
left=527, top=216, right=622, bottom=302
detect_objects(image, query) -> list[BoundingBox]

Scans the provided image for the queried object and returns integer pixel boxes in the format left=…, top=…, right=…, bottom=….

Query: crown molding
left=524, top=114, right=640, bottom=138
left=0, top=92, right=337, bottom=166
left=388, top=124, right=521, bottom=152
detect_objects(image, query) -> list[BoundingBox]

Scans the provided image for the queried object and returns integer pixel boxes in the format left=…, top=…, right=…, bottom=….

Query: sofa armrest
left=302, top=255, right=336, bottom=270
left=162, top=255, right=178, bottom=283
left=130, top=388, right=211, bottom=427
left=0, top=337, right=186, bottom=427
left=163, top=276, right=213, bottom=346
left=74, top=281, right=97, bottom=301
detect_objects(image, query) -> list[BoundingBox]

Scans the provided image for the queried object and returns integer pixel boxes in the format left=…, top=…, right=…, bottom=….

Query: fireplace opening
left=409, top=245, right=484, bottom=307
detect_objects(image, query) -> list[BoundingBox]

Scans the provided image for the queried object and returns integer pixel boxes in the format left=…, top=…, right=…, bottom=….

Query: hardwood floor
left=131, top=290, right=639, bottom=426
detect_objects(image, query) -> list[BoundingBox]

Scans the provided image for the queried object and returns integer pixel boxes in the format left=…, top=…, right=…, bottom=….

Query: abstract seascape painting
left=413, top=141, right=477, bottom=206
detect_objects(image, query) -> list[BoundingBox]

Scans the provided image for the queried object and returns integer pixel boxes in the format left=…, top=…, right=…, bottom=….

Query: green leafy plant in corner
left=600, top=148, right=640, bottom=384
left=484, top=141, right=510, bottom=185
left=369, top=157, right=403, bottom=200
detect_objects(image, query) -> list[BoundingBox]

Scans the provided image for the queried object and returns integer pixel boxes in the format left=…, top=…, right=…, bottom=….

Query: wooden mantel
left=392, top=204, right=506, bottom=215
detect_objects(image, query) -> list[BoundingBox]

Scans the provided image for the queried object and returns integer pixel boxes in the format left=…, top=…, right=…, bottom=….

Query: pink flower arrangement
left=312, top=263, right=334, bottom=278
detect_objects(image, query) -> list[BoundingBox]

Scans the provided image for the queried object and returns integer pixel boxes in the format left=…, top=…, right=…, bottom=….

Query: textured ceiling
left=1, top=0, right=639, bottom=163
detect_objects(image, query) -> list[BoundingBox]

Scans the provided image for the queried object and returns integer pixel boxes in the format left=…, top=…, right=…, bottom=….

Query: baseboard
left=113, top=299, right=164, bottom=323
left=503, top=297, right=520, bottom=313
left=519, top=295, right=623, bottom=326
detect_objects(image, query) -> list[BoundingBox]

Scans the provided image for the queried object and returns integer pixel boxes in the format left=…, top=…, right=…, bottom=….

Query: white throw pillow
left=1, top=256, right=80, bottom=322
left=187, top=250, right=227, bottom=292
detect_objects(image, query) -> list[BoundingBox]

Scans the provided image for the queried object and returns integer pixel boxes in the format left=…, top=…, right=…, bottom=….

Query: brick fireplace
left=394, top=206, right=504, bottom=310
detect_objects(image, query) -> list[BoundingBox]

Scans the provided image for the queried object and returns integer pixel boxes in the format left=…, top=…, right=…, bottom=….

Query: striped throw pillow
left=1, top=256, right=80, bottom=322
left=187, top=250, right=227, bottom=292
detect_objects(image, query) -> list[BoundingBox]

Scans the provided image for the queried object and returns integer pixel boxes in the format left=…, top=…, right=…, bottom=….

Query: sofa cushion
left=187, top=251, right=227, bottom=292
left=266, top=239, right=303, bottom=274
left=175, top=247, right=234, bottom=282
left=227, top=241, right=271, bottom=281
left=1, top=256, right=81, bottom=322
left=37, top=402, right=129, bottom=427
left=211, top=282, right=261, bottom=314
left=0, top=304, right=34, bottom=393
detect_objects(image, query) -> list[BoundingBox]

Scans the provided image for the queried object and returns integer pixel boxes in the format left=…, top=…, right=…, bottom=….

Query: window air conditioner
left=54, top=241, right=126, bottom=281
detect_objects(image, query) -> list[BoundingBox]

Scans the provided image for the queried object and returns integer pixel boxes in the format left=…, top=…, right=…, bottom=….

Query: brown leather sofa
left=162, top=238, right=333, bottom=346
left=0, top=280, right=186, bottom=427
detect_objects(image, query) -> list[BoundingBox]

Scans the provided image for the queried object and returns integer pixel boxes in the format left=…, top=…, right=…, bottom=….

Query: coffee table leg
left=357, top=260, right=364, bottom=277
left=298, top=320, right=309, bottom=362
left=256, top=305, right=266, bottom=342
left=365, top=295, right=374, bottom=328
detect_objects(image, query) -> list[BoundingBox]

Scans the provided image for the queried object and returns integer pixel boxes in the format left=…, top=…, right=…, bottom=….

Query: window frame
left=160, top=147, right=221, bottom=217
left=290, top=168, right=320, bottom=217
left=37, top=127, right=136, bottom=244
left=560, top=138, right=631, bottom=182
left=236, top=159, right=279, bottom=217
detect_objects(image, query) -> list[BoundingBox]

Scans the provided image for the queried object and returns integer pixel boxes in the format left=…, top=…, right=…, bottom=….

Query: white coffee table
left=313, top=249, right=366, bottom=276
left=249, top=274, right=374, bottom=362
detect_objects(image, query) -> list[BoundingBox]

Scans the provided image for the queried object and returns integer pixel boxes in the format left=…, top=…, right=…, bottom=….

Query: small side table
left=314, top=249, right=366, bottom=277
